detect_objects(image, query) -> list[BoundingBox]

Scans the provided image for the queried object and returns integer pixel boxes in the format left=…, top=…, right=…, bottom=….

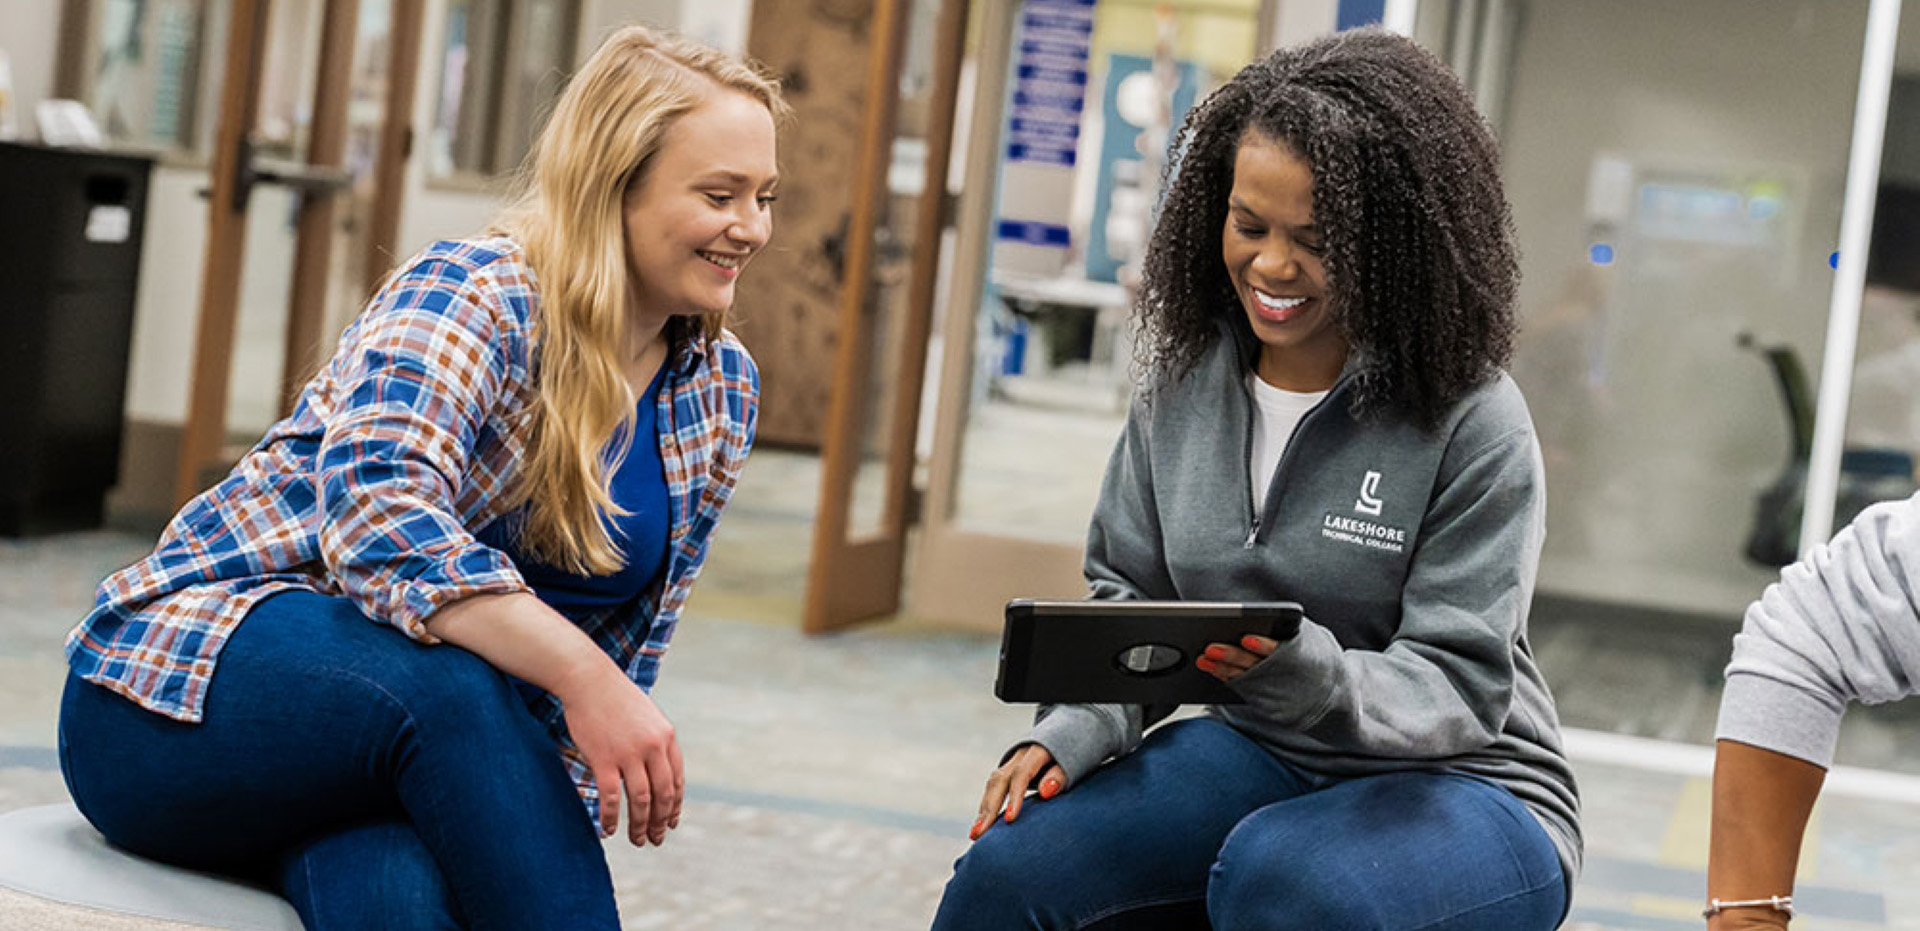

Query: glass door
left=1412, top=0, right=1879, bottom=618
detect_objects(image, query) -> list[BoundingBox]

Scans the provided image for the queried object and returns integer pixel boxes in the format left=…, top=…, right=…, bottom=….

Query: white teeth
left=1254, top=290, right=1305, bottom=310
left=702, top=252, right=743, bottom=269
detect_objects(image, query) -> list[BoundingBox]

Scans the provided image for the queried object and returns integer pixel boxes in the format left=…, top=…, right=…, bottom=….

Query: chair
left=1742, top=334, right=1917, bottom=566
left=0, top=803, right=303, bottom=930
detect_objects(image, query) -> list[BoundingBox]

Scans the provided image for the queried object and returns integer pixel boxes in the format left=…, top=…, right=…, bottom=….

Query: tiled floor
left=6, top=448, right=1920, bottom=928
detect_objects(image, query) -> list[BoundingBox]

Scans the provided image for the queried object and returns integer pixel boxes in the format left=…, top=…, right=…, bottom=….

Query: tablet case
left=994, top=599, right=1304, bottom=705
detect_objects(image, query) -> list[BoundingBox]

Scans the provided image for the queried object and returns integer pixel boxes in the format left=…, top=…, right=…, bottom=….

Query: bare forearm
left=426, top=591, right=619, bottom=700
left=1707, top=739, right=1827, bottom=930
left=430, top=590, right=683, bottom=844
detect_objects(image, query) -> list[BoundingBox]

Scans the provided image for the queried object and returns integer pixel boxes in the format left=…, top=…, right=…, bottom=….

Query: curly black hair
left=1134, top=28, right=1518, bottom=430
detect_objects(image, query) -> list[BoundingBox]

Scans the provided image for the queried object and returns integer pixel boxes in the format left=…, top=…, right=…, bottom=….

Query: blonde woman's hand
left=557, top=664, right=684, bottom=847
left=972, top=742, right=1067, bottom=841
left=1196, top=634, right=1281, bottom=682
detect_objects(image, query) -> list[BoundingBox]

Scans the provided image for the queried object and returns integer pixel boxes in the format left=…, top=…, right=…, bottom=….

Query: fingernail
left=1204, top=644, right=1228, bottom=659
left=969, top=817, right=985, bottom=840
left=1040, top=778, right=1060, bottom=799
left=1242, top=635, right=1263, bottom=650
left=1196, top=656, right=1216, bottom=670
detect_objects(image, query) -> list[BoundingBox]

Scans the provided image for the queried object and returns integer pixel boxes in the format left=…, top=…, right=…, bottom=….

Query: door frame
left=803, top=0, right=973, bottom=632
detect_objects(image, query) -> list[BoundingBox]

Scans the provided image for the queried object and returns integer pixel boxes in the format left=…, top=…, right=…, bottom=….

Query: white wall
left=675, top=0, right=751, bottom=53
left=577, top=0, right=680, bottom=57
left=0, top=0, right=63, bottom=136
left=1269, top=0, right=1339, bottom=50
left=122, top=169, right=215, bottom=423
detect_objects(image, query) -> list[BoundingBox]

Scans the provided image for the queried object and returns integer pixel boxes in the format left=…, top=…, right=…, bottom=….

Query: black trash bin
left=0, top=141, right=155, bottom=536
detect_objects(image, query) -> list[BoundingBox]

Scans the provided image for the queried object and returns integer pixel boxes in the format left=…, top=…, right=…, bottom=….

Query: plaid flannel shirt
left=66, top=236, right=758, bottom=820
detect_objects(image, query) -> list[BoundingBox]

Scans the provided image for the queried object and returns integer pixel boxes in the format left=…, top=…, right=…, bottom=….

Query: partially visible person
left=58, top=25, right=784, bottom=930
left=932, top=28, right=1578, bottom=931
left=1709, top=491, right=1920, bottom=930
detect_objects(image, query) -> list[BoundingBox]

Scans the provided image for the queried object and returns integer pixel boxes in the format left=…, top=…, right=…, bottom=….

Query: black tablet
left=994, top=599, right=1305, bottom=705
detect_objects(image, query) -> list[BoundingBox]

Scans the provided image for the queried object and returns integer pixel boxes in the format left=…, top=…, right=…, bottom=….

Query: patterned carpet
left=6, top=464, right=1920, bottom=928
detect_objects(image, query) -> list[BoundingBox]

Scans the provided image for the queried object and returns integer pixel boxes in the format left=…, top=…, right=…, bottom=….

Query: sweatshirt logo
left=1321, top=511, right=1407, bottom=554
left=1324, top=471, right=1405, bottom=555
left=1355, top=470, right=1385, bottom=516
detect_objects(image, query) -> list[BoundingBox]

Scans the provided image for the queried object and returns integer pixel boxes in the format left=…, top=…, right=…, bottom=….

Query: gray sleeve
left=1023, top=703, right=1143, bottom=785
left=1717, top=492, right=1920, bottom=767
left=1226, top=420, right=1544, bottom=758
left=1009, top=405, right=1175, bottom=784
left=1083, top=397, right=1176, bottom=603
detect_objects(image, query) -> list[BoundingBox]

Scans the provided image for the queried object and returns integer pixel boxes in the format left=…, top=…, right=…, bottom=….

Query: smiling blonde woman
left=58, top=26, right=786, bottom=930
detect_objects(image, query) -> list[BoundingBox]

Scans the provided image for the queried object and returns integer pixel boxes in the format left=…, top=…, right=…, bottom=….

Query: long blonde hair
left=492, top=25, right=787, bottom=574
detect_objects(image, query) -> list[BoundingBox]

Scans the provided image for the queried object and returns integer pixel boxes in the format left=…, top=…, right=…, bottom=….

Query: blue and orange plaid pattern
left=65, top=236, right=758, bottom=819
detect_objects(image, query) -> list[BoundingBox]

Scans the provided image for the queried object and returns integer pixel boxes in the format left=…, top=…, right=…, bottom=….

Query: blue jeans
left=57, top=591, right=619, bottom=930
left=932, top=717, right=1567, bottom=931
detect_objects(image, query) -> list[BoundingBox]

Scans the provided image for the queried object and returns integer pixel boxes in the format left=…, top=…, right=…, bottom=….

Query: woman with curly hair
left=58, top=26, right=783, bottom=929
left=933, top=29, right=1579, bottom=930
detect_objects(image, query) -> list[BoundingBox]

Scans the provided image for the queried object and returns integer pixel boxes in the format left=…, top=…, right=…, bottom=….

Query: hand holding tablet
left=994, top=599, right=1304, bottom=705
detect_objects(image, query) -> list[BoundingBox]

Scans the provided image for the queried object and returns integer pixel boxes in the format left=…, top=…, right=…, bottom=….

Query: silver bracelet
left=1702, top=895, right=1794, bottom=919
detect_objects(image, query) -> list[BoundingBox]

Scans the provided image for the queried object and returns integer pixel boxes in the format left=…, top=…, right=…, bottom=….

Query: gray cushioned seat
left=0, top=804, right=302, bottom=930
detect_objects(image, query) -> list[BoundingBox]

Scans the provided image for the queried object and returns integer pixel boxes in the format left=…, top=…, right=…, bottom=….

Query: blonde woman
left=57, top=26, right=784, bottom=929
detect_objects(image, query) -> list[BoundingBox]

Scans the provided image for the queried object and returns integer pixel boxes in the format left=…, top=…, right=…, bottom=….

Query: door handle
left=199, top=136, right=354, bottom=209
left=244, top=156, right=352, bottom=198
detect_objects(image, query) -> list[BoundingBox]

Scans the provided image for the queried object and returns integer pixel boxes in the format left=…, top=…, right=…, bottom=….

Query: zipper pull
left=1244, top=518, right=1260, bottom=549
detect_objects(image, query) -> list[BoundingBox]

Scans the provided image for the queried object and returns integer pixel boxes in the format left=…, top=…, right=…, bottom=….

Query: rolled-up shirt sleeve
left=1718, top=492, right=1920, bottom=767
left=316, top=258, right=531, bottom=639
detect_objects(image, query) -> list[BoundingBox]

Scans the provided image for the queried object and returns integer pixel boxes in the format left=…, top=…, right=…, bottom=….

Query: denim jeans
left=932, top=717, right=1567, bottom=931
left=58, top=590, right=620, bottom=931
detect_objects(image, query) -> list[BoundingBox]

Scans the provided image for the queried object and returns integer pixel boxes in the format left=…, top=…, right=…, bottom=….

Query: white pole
left=1802, top=0, right=1903, bottom=553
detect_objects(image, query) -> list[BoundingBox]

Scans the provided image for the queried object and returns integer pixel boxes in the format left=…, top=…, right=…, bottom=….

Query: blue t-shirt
left=477, top=364, right=673, bottom=617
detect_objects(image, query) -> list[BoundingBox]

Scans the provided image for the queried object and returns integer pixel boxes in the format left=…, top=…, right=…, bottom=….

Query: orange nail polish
left=1196, top=656, right=1216, bottom=670
left=1242, top=635, right=1264, bottom=650
left=969, top=817, right=985, bottom=840
left=1040, top=778, right=1060, bottom=799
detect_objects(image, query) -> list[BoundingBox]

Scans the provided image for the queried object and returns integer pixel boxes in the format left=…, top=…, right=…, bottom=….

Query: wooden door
left=802, top=0, right=970, bottom=632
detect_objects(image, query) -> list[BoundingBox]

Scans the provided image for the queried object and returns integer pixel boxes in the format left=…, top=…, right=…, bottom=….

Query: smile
left=1254, top=290, right=1305, bottom=311
left=700, top=251, right=746, bottom=270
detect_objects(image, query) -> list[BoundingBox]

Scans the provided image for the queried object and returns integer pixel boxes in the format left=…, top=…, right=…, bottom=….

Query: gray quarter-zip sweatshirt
left=1022, top=324, right=1583, bottom=883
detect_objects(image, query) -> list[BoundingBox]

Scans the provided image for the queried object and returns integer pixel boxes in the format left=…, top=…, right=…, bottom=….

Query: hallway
left=4, top=448, right=1920, bottom=928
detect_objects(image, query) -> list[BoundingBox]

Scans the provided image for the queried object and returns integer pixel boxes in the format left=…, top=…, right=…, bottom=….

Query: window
left=67, top=0, right=215, bottom=156
left=429, top=0, right=578, bottom=180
